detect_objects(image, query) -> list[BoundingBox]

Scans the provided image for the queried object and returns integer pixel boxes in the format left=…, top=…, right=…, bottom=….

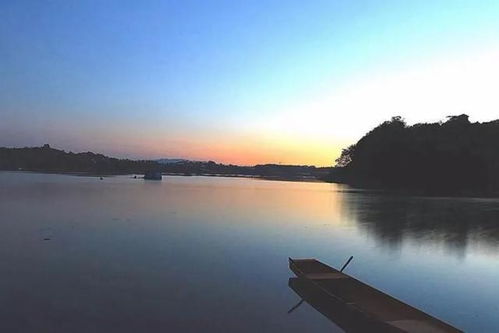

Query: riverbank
left=2, top=170, right=326, bottom=183
left=0, top=146, right=331, bottom=183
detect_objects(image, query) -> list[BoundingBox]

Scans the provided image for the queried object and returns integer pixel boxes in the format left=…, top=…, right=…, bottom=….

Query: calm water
left=1, top=172, right=498, bottom=332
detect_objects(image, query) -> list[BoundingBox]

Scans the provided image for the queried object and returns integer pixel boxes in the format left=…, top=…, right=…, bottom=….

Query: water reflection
left=342, top=192, right=499, bottom=258
left=1, top=172, right=499, bottom=332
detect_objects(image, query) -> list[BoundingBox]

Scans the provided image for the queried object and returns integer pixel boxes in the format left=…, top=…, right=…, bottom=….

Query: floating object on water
left=144, top=171, right=162, bottom=180
left=288, top=258, right=462, bottom=332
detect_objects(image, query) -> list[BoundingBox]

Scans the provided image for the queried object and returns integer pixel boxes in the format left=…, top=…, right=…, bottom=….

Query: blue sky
left=2, top=0, right=499, bottom=165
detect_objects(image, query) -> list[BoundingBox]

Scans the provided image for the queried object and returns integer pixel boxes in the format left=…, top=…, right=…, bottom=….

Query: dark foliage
left=330, top=115, right=499, bottom=195
left=0, top=145, right=331, bottom=181
left=0, top=145, right=159, bottom=175
left=161, top=160, right=330, bottom=180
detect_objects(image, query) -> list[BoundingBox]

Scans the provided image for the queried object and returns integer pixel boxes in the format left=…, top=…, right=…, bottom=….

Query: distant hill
left=0, top=145, right=159, bottom=175
left=0, top=145, right=331, bottom=181
left=156, top=158, right=191, bottom=164
left=328, top=115, right=499, bottom=196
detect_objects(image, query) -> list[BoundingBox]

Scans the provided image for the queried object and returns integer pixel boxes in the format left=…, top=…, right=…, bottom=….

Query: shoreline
left=7, top=170, right=497, bottom=198
left=0, top=170, right=326, bottom=183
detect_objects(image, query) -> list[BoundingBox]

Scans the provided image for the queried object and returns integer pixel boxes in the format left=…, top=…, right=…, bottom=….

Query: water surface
left=0, top=172, right=498, bottom=332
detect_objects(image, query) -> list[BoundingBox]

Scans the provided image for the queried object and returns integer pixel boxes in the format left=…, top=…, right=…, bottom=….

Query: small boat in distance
left=288, top=258, right=462, bottom=333
left=144, top=170, right=162, bottom=180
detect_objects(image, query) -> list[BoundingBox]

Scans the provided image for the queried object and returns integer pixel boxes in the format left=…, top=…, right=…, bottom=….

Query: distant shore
left=0, top=146, right=331, bottom=183
left=1, top=169, right=325, bottom=183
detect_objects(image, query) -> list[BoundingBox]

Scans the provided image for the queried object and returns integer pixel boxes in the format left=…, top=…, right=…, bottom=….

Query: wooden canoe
left=289, top=258, right=462, bottom=333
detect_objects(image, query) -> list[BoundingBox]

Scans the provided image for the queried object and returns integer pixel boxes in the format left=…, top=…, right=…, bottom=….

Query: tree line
left=0, top=144, right=330, bottom=180
left=329, top=115, right=499, bottom=196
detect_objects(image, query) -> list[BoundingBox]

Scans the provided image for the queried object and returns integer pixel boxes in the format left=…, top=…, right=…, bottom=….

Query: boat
left=288, top=258, right=462, bottom=333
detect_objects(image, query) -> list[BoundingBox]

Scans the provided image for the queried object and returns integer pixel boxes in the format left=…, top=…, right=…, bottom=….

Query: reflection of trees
left=342, top=191, right=499, bottom=256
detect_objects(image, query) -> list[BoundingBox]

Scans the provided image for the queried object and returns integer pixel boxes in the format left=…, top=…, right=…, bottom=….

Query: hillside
left=0, top=145, right=158, bottom=175
left=0, top=145, right=330, bottom=181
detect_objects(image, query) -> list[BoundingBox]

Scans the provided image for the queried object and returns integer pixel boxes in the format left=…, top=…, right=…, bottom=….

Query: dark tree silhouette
left=0, top=146, right=159, bottom=175
left=0, top=146, right=332, bottom=180
left=329, top=115, right=499, bottom=196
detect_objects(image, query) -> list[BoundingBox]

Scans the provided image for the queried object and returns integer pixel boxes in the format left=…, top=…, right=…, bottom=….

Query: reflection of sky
left=1, top=172, right=499, bottom=331
left=2, top=1, right=499, bottom=165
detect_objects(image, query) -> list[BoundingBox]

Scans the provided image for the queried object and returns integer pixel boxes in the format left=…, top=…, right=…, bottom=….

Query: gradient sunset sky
left=2, top=1, right=499, bottom=166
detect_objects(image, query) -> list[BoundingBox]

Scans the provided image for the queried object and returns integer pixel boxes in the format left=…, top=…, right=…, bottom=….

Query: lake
left=0, top=172, right=498, bottom=332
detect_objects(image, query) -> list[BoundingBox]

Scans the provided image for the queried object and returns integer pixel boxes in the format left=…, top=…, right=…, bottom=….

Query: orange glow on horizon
left=140, top=138, right=343, bottom=166
left=89, top=130, right=346, bottom=166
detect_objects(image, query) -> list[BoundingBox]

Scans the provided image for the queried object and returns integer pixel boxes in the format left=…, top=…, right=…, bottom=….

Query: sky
left=1, top=0, right=499, bottom=166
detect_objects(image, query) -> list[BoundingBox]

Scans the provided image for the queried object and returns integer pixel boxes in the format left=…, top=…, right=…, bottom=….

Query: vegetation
left=0, top=145, right=158, bottom=175
left=0, top=145, right=330, bottom=181
left=162, top=160, right=328, bottom=180
left=330, top=115, right=499, bottom=195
